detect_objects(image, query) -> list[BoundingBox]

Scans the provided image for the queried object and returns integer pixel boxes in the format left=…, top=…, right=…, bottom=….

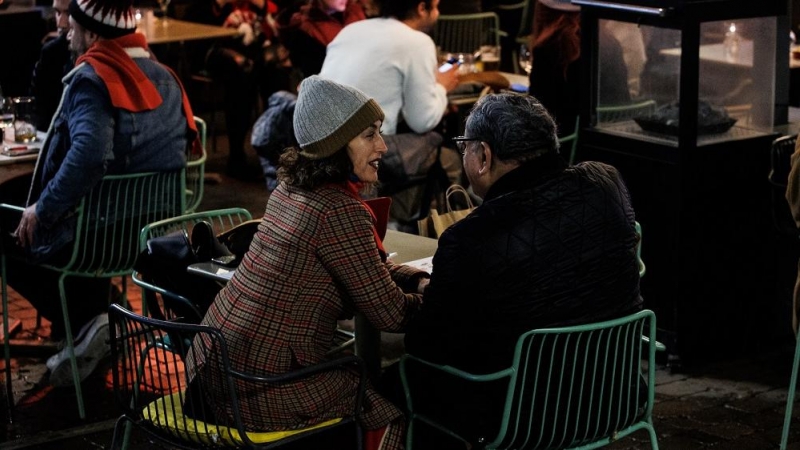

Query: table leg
left=354, top=313, right=381, bottom=383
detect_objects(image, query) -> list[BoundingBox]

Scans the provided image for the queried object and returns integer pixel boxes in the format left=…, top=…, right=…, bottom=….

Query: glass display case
left=595, top=17, right=777, bottom=147
left=574, top=0, right=789, bottom=366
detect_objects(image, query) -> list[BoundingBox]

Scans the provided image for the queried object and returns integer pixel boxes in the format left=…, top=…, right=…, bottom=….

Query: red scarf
left=333, top=180, right=387, bottom=257
left=76, top=33, right=201, bottom=154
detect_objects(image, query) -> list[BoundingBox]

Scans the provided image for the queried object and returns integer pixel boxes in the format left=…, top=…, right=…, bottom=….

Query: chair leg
left=646, top=420, right=659, bottom=450
left=406, top=415, right=415, bottom=450
left=58, top=274, right=86, bottom=419
left=1, top=253, right=14, bottom=423
left=781, top=333, right=800, bottom=449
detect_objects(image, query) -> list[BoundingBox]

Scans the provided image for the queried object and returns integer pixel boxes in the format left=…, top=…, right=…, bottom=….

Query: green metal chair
left=559, top=117, right=580, bottom=165
left=132, top=208, right=253, bottom=323
left=635, top=220, right=646, bottom=278
left=433, top=12, right=505, bottom=55
left=186, top=117, right=208, bottom=214
left=1, top=170, right=186, bottom=419
left=400, top=309, right=663, bottom=450
left=596, top=100, right=657, bottom=124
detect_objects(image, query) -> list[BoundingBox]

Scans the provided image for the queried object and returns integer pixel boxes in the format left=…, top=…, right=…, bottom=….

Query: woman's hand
left=417, top=277, right=430, bottom=294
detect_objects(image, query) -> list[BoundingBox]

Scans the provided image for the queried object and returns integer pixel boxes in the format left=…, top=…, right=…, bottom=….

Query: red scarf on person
left=332, top=180, right=388, bottom=257
left=76, top=33, right=201, bottom=154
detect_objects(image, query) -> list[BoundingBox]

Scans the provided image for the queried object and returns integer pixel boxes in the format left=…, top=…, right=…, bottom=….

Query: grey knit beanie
left=293, top=76, right=385, bottom=159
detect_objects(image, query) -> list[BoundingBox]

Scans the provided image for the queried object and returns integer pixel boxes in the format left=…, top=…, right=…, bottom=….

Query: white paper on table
left=403, top=256, right=433, bottom=273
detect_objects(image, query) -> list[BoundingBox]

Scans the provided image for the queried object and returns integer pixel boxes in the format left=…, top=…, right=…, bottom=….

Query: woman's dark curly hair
left=277, top=146, right=354, bottom=190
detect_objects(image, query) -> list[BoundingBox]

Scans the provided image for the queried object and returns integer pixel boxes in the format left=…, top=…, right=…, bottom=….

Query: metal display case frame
left=575, top=0, right=790, bottom=366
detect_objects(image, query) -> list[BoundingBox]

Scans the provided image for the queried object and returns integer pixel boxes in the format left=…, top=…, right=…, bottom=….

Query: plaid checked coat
left=188, top=183, right=424, bottom=447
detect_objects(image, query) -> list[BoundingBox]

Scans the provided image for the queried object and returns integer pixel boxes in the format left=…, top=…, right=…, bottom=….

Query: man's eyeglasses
left=452, top=136, right=482, bottom=156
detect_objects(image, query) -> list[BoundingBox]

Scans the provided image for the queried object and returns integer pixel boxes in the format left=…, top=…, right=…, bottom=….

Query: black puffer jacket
left=406, top=152, right=643, bottom=373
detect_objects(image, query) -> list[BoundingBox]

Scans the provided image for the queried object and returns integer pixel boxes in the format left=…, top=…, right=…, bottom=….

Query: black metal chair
left=108, top=303, right=366, bottom=450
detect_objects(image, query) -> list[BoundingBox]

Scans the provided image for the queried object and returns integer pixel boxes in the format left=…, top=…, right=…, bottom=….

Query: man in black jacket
left=403, top=93, right=643, bottom=448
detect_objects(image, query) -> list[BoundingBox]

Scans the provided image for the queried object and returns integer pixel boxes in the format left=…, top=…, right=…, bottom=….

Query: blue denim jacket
left=29, top=54, right=188, bottom=261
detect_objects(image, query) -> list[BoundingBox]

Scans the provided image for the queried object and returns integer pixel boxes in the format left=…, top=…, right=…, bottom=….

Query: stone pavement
left=2, top=148, right=800, bottom=449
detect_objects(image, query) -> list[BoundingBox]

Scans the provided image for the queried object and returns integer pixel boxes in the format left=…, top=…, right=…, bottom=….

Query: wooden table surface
left=136, top=14, right=240, bottom=45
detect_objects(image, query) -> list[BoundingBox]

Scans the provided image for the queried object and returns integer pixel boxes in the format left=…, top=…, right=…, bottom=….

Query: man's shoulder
left=41, top=33, right=69, bottom=55
left=337, top=17, right=429, bottom=42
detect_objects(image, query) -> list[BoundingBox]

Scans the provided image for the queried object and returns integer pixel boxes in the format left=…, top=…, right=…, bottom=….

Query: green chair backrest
left=186, top=117, right=208, bottom=213
left=490, top=310, right=658, bottom=449
left=596, top=99, right=657, bottom=124
left=45, top=170, right=186, bottom=277
left=433, top=12, right=504, bottom=55
left=133, top=208, right=253, bottom=321
left=401, top=310, right=660, bottom=450
left=635, top=220, right=645, bottom=278
left=559, top=116, right=580, bottom=165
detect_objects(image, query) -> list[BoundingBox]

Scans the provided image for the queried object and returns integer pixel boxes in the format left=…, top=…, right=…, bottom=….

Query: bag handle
left=445, top=184, right=475, bottom=213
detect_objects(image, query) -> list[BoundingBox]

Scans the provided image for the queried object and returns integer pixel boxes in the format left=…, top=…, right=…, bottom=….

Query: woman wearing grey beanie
left=188, top=75, right=427, bottom=449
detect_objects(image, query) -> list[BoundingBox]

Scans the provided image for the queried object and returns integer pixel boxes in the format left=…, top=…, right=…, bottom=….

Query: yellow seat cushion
left=143, top=392, right=343, bottom=446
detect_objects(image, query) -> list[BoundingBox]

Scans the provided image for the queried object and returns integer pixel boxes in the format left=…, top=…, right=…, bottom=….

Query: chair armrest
left=642, top=336, right=667, bottom=352
left=400, top=354, right=514, bottom=383
left=229, top=354, right=365, bottom=384
left=0, top=203, right=25, bottom=213
left=227, top=354, right=367, bottom=424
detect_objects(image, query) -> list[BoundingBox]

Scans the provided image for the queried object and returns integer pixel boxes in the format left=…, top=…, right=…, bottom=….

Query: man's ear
left=86, top=30, right=100, bottom=46
left=478, top=142, right=493, bottom=175
left=416, top=1, right=427, bottom=17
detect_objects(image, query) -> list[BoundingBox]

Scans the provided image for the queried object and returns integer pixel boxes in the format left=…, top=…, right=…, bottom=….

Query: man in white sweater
left=320, top=0, right=461, bottom=229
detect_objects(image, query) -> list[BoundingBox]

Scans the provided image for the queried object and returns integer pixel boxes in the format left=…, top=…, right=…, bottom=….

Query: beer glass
left=0, top=96, right=13, bottom=142
left=12, top=97, right=36, bottom=143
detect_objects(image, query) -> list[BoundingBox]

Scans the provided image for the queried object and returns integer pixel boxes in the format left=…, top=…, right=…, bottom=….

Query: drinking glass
left=0, top=96, right=13, bottom=142
left=518, top=44, right=533, bottom=75
left=157, top=0, right=171, bottom=22
left=11, top=97, right=36, bottom=143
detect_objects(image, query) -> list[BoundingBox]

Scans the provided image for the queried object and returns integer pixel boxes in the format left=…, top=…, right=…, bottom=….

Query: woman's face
left=346, top=120, right=387, bottom=183
left=322, top=0, right=348, bottom=13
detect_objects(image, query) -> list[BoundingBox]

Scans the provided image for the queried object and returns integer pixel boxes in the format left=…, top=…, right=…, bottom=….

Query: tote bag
left=417, top=184, right=476, bottom=238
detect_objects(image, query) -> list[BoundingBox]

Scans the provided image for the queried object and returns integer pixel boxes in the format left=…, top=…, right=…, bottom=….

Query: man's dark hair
left=465, top=93, right=559, bottom=163
left=381, top=0, right=433, bottom=20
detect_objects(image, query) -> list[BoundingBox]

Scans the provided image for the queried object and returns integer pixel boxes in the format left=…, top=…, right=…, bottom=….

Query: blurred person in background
left=185, top=0, right=292, bottom=180
left=278, top=0, right=366, bottom=78
left=527, top=0, right=581, bottom=136
left=31, top=0, right=74, bottom=131
left=528, top=0, right=629, bottom=138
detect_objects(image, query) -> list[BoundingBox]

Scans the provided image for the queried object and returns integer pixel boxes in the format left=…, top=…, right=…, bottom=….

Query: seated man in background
left=30, top=0, right=74, bottom=131
left=402, top=93, right=643, bottom=447
left=1, top=0, right=192, bottom=386
left=320, top=0, right=461, bottom=230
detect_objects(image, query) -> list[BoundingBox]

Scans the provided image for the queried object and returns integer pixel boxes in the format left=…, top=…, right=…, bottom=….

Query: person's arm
left=400, top=37, right=450, bottom=134
left=404, top=225, right=477, bottom=362
left=36, top=76, right=113, bottom=228
left=317, top=200, right=423, bottom=332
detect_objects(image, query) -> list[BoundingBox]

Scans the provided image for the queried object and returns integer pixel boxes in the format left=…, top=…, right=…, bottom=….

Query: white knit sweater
left=320, top=17, right=448, bottom=135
